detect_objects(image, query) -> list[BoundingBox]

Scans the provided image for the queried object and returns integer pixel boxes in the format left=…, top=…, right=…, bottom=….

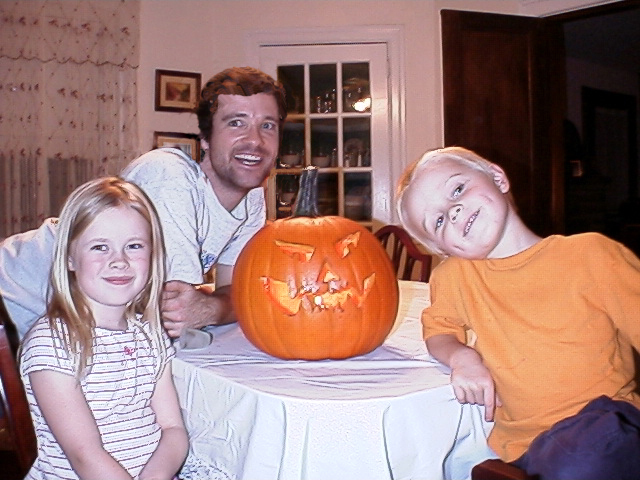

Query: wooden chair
left=374, top=225, right=432, bottom=283
left=472, top=459, right=538, bottom=480
left=0, top=295, right=37, bottom=478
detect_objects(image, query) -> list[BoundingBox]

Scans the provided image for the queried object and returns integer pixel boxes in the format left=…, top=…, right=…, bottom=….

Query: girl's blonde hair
left=396, top=146, right=513, bottom=256
left=48, top=177, right=167, bottom=379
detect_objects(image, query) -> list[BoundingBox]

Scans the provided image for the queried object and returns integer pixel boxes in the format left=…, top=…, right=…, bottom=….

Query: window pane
left=345, top=172, right=371, bottom=221
left=277, top=65, right=304, bottom=114
left=317, top=173, right=338, bottom=216
left=343, top=117, right=371, bottom=167
left=280, top=120, right=304, bottom=168
left=310, top=64, right=337, bottom=114
left=342, top=63, right=370, bottom=113
left=311, top=118, right=337, bottom=168
left=276, top=173, right=299, bottom=219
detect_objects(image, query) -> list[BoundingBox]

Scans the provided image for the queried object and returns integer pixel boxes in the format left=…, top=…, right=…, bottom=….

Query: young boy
left=397, top=146, right=640, bottom=479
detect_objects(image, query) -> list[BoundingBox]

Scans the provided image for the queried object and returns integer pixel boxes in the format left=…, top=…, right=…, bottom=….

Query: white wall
left=138, top=0, right=616, bottom=167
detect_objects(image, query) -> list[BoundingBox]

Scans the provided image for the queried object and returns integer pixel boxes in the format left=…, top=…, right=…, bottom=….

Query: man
left=123, top=66, right=286, bottom=337
left=0, top=66, right=287, bottom=339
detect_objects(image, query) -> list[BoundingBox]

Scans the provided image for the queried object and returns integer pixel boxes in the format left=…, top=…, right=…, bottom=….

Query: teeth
left=236, top=154, right=260, bottom=164
left=464, top=211, right=478, bottom=236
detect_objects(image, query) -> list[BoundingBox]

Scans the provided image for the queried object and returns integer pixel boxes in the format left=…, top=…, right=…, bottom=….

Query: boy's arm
left=138, top=365, right=188, bottom=480
left=30, top=369, right=132, bottom=479
left=426, top=333, right=500, bottom=421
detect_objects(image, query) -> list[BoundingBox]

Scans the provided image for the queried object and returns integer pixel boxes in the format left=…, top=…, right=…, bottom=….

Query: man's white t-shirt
left=121, top=148, right=266, bottom=284
left=0, top=148, right=266, bottom=338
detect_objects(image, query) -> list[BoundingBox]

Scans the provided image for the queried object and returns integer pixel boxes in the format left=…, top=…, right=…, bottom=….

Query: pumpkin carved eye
left=275, top=239, right=315, bottom=262
left=335, top=231, right=360, bottom=258
left=274, top=231, right=359, bottom=262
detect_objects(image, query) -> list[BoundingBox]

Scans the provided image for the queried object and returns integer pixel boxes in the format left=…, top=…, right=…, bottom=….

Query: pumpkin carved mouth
left=259, top=231, right=375, bottom=315
left=260, top=273, right=375, bottom=315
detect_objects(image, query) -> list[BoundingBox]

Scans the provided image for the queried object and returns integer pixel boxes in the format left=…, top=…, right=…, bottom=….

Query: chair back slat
left=0, top=295, right=37, bottom=476
left=374, top=225, right=432, bottom=283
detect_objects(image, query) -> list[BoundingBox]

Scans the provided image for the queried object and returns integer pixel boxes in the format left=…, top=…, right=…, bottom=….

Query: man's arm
left=161, top=264, right=236, bottom=337
left=427, top=333, right=500, bottom=421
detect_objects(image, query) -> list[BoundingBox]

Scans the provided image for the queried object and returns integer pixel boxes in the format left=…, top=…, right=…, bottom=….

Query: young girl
left=20, top=177, right=188, bottom=479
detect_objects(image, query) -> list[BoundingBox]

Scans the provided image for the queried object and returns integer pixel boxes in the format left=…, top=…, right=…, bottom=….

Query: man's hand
left=161, top=280, right=234, bottom=338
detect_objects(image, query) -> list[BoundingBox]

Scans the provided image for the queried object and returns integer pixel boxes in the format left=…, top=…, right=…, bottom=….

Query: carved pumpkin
left=232, top=167, right=399, bottom=360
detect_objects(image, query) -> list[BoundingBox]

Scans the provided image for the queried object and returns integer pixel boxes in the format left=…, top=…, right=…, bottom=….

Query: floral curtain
left=0, top=0, right=140, bottom=238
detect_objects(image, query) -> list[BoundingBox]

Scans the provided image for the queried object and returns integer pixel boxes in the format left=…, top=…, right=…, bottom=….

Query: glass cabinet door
left=260, top=43, right=390, bottom=227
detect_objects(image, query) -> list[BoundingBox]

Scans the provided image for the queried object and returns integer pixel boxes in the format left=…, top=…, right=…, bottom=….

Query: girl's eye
left=452, top=184, right=464, bottom=198
left=127, top=243, right=145, bottom=251
left=90, top=244, right=108, bottom=252
left=435, top=215, right=444, bottom=231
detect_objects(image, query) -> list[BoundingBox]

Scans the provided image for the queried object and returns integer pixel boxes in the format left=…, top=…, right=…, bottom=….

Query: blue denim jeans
left=513, top=396, right=640, bottom=480
left=512, top=396, right=640, bottom=479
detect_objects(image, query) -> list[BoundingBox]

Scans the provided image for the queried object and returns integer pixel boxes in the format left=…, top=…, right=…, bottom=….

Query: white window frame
left=246, top=25, right=407, bottom=224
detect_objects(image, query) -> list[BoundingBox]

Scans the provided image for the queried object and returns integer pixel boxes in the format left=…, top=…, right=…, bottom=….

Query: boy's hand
left=426, top=334, right=501, bottom=422
left=449, top=347, right=501, bottom=421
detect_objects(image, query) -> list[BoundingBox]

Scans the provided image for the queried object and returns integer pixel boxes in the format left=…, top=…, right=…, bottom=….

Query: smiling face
left=68, top=205, right=151, bottom=327
left=401, top=158, right=512, bottom=259
left=201, top=93, right=281, bottom=211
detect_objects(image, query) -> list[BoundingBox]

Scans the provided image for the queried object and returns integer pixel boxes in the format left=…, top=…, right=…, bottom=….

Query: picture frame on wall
left=154, top=69, right=201, bottom=112
left=154, top=131, right=201, bottom=162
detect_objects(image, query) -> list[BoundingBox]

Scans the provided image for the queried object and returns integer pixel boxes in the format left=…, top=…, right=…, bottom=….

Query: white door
left=260, top=43, right=391, bottom=226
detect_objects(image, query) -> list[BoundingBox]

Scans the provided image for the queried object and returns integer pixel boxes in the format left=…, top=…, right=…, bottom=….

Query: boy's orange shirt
left=423, top=233, right=640, bottom=462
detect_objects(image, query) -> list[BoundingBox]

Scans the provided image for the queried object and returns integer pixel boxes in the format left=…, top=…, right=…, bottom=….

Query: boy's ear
left=490, top=164, right=510, bottom=193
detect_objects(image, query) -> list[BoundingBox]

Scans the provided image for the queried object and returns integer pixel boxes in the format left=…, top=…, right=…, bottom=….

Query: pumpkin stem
left=292, top=166, right=320, bottom=218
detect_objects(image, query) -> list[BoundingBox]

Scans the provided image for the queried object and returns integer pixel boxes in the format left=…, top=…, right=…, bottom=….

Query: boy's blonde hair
left=48, top=177, right=167, bottom=379
left=396, top=146, right=512, bottom=256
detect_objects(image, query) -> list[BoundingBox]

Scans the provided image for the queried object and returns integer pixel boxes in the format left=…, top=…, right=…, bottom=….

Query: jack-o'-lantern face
left=261, top=232, right=375, bottom=315
left=232, top=216, right=399, bottom=360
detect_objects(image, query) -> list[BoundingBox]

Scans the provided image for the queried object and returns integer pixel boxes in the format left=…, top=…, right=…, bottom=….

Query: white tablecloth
left=172, top=280, right=494, bottom=480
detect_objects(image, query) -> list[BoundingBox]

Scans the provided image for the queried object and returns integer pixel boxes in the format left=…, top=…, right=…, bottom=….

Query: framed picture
left=155, top=69, right=201, bottom=112
left=154, top=131, right=201, bottom=161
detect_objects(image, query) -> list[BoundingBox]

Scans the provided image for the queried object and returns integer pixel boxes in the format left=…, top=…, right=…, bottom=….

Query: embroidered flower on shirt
left=201, top=252, right=217, bottom=272
left=124, top=346, right=136, bottom=357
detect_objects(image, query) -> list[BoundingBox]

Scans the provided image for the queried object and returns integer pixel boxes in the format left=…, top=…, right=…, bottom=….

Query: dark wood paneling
left=442, top=10, right=565, bottom=236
